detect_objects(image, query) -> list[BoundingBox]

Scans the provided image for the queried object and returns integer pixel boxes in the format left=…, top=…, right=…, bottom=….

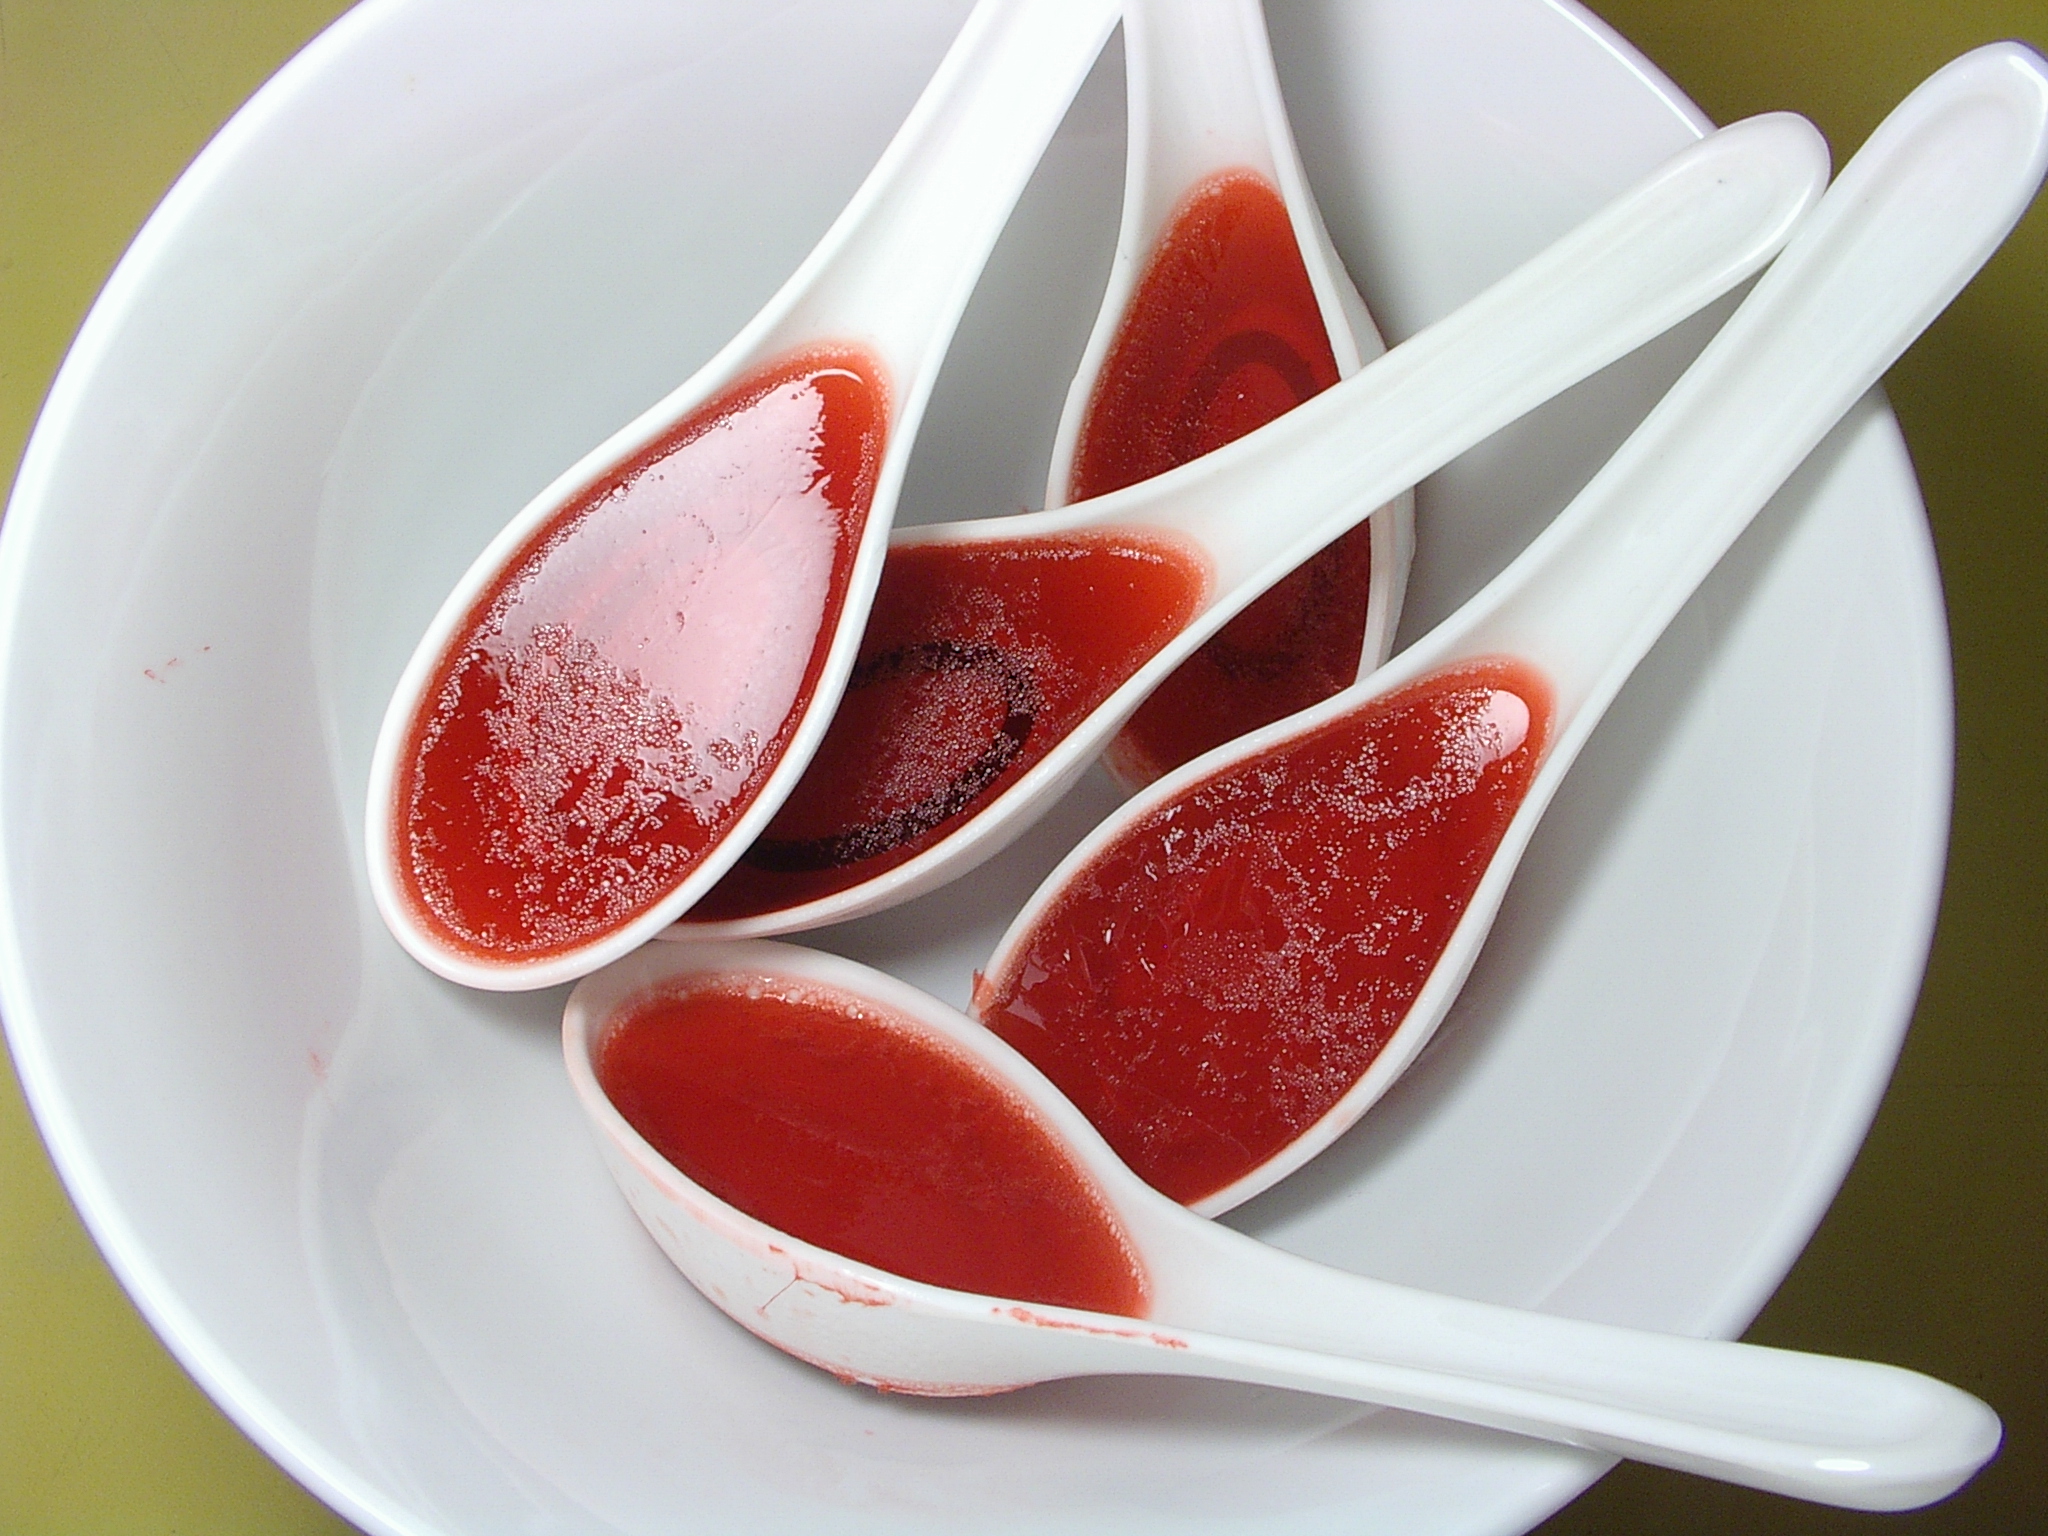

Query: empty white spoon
left=364, top=0, right=1122, bottom=990
left=678, top=110, right=1826, bottom=935
left=971, top=42, right=2048, bottom=1213
left=563, top=938, right=2000, bottom=1512
left=1044, top=0, right=1413, bottom=787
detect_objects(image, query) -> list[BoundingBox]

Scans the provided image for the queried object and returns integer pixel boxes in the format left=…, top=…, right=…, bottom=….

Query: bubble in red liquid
left=395, top=347, right=886, bottom=960
left=975, top=658, right=1554, bottom=1206
left=596, top=974, right=1149, bottom=1316
left=692, top=529, right=1208, bottom=921
left=1069, top=169, right=1372, bottom=786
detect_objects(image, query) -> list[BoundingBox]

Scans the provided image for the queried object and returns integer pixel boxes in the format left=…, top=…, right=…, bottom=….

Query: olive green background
left=1, top=3, right=2041, bottom=1532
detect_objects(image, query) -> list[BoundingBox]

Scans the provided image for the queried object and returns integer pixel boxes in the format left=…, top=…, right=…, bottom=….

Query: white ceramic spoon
left=563, top=938, right=2000, bottom=1512
left=1044, top=0, right=1413, bottom=786
left=676, top=110, right=1827, bottom=937
left=972, top=42, right=2048, bottom=1215
left=364, top=0, right=1122, bottom=990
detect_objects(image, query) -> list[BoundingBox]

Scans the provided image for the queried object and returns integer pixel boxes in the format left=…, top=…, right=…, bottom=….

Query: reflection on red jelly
left=395, top=348, right=886, bottom=961
left=596, top=974, right=1150, bottom=1316
left=975, top=658, right=1553, bottom=1206
left=692, top=530, right=1208, bottom=920
left=1069, top=169, right=1370, bottom=786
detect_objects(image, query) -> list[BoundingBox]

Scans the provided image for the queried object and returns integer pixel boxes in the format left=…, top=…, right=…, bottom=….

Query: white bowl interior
left=0, top=2, right=1949, bottom=1534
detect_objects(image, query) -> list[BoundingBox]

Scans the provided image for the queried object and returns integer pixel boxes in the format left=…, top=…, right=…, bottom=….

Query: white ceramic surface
left=0, top=4, right=1951, bottom=1536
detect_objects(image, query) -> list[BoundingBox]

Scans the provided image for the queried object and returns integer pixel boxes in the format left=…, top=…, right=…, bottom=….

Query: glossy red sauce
left=1106, top=528, right=1374, bottom=786
left=596, top=974, right=1149, bottom=1316
left=1069, top=169, right=1371, bottom=787
left=974, top=658, right=1553, bottom=1205
left=692, top=530, right=1207, bottom=920
left=395, top=348, right=886, bottom=961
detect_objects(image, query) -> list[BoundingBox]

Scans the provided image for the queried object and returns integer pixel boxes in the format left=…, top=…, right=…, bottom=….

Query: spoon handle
left=1429, top=42, right=2048, bottom=727
left=1087, top=108, right=1829, bottom=601
left=1135, top=1218, right=1999, bottom=1511
left=730, top=0, right=1119, bottom=385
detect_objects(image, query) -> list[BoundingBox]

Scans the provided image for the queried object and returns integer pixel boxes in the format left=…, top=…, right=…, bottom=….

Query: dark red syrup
left=692, top=530, right=1207, bottom=920
left=1069, top=169, right=1374, bottom=786
left=974, top=658, right=1554, bottom=1205
left=394, top=348, right=886, bottom=961
left=596, top=974, right=1149, bottom=1316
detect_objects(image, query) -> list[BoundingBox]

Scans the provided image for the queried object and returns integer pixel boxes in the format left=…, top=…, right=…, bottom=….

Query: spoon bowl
left=972, top=41, right=2048, bottom=1214
left=564, top=937, right=1999, bottom=1512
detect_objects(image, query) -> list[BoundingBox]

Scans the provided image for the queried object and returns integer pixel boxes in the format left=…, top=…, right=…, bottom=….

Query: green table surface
left=2, top=3, right=2043, bottom=1533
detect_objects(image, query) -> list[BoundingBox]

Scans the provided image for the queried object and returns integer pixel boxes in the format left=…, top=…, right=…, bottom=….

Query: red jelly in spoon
left=596, top=974, right=1149, bottom=1316
left=692, top=529, right=1207, bottom=920
left=394, top=348, right=885, bottom=961
left=1068, top=169, right=1370, bottom=786
left=975, top=658, right=1553, bottom=1206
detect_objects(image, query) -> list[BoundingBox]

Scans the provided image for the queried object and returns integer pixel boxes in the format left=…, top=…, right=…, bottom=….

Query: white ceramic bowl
left=0, top=3, right=1949, bottom=1535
